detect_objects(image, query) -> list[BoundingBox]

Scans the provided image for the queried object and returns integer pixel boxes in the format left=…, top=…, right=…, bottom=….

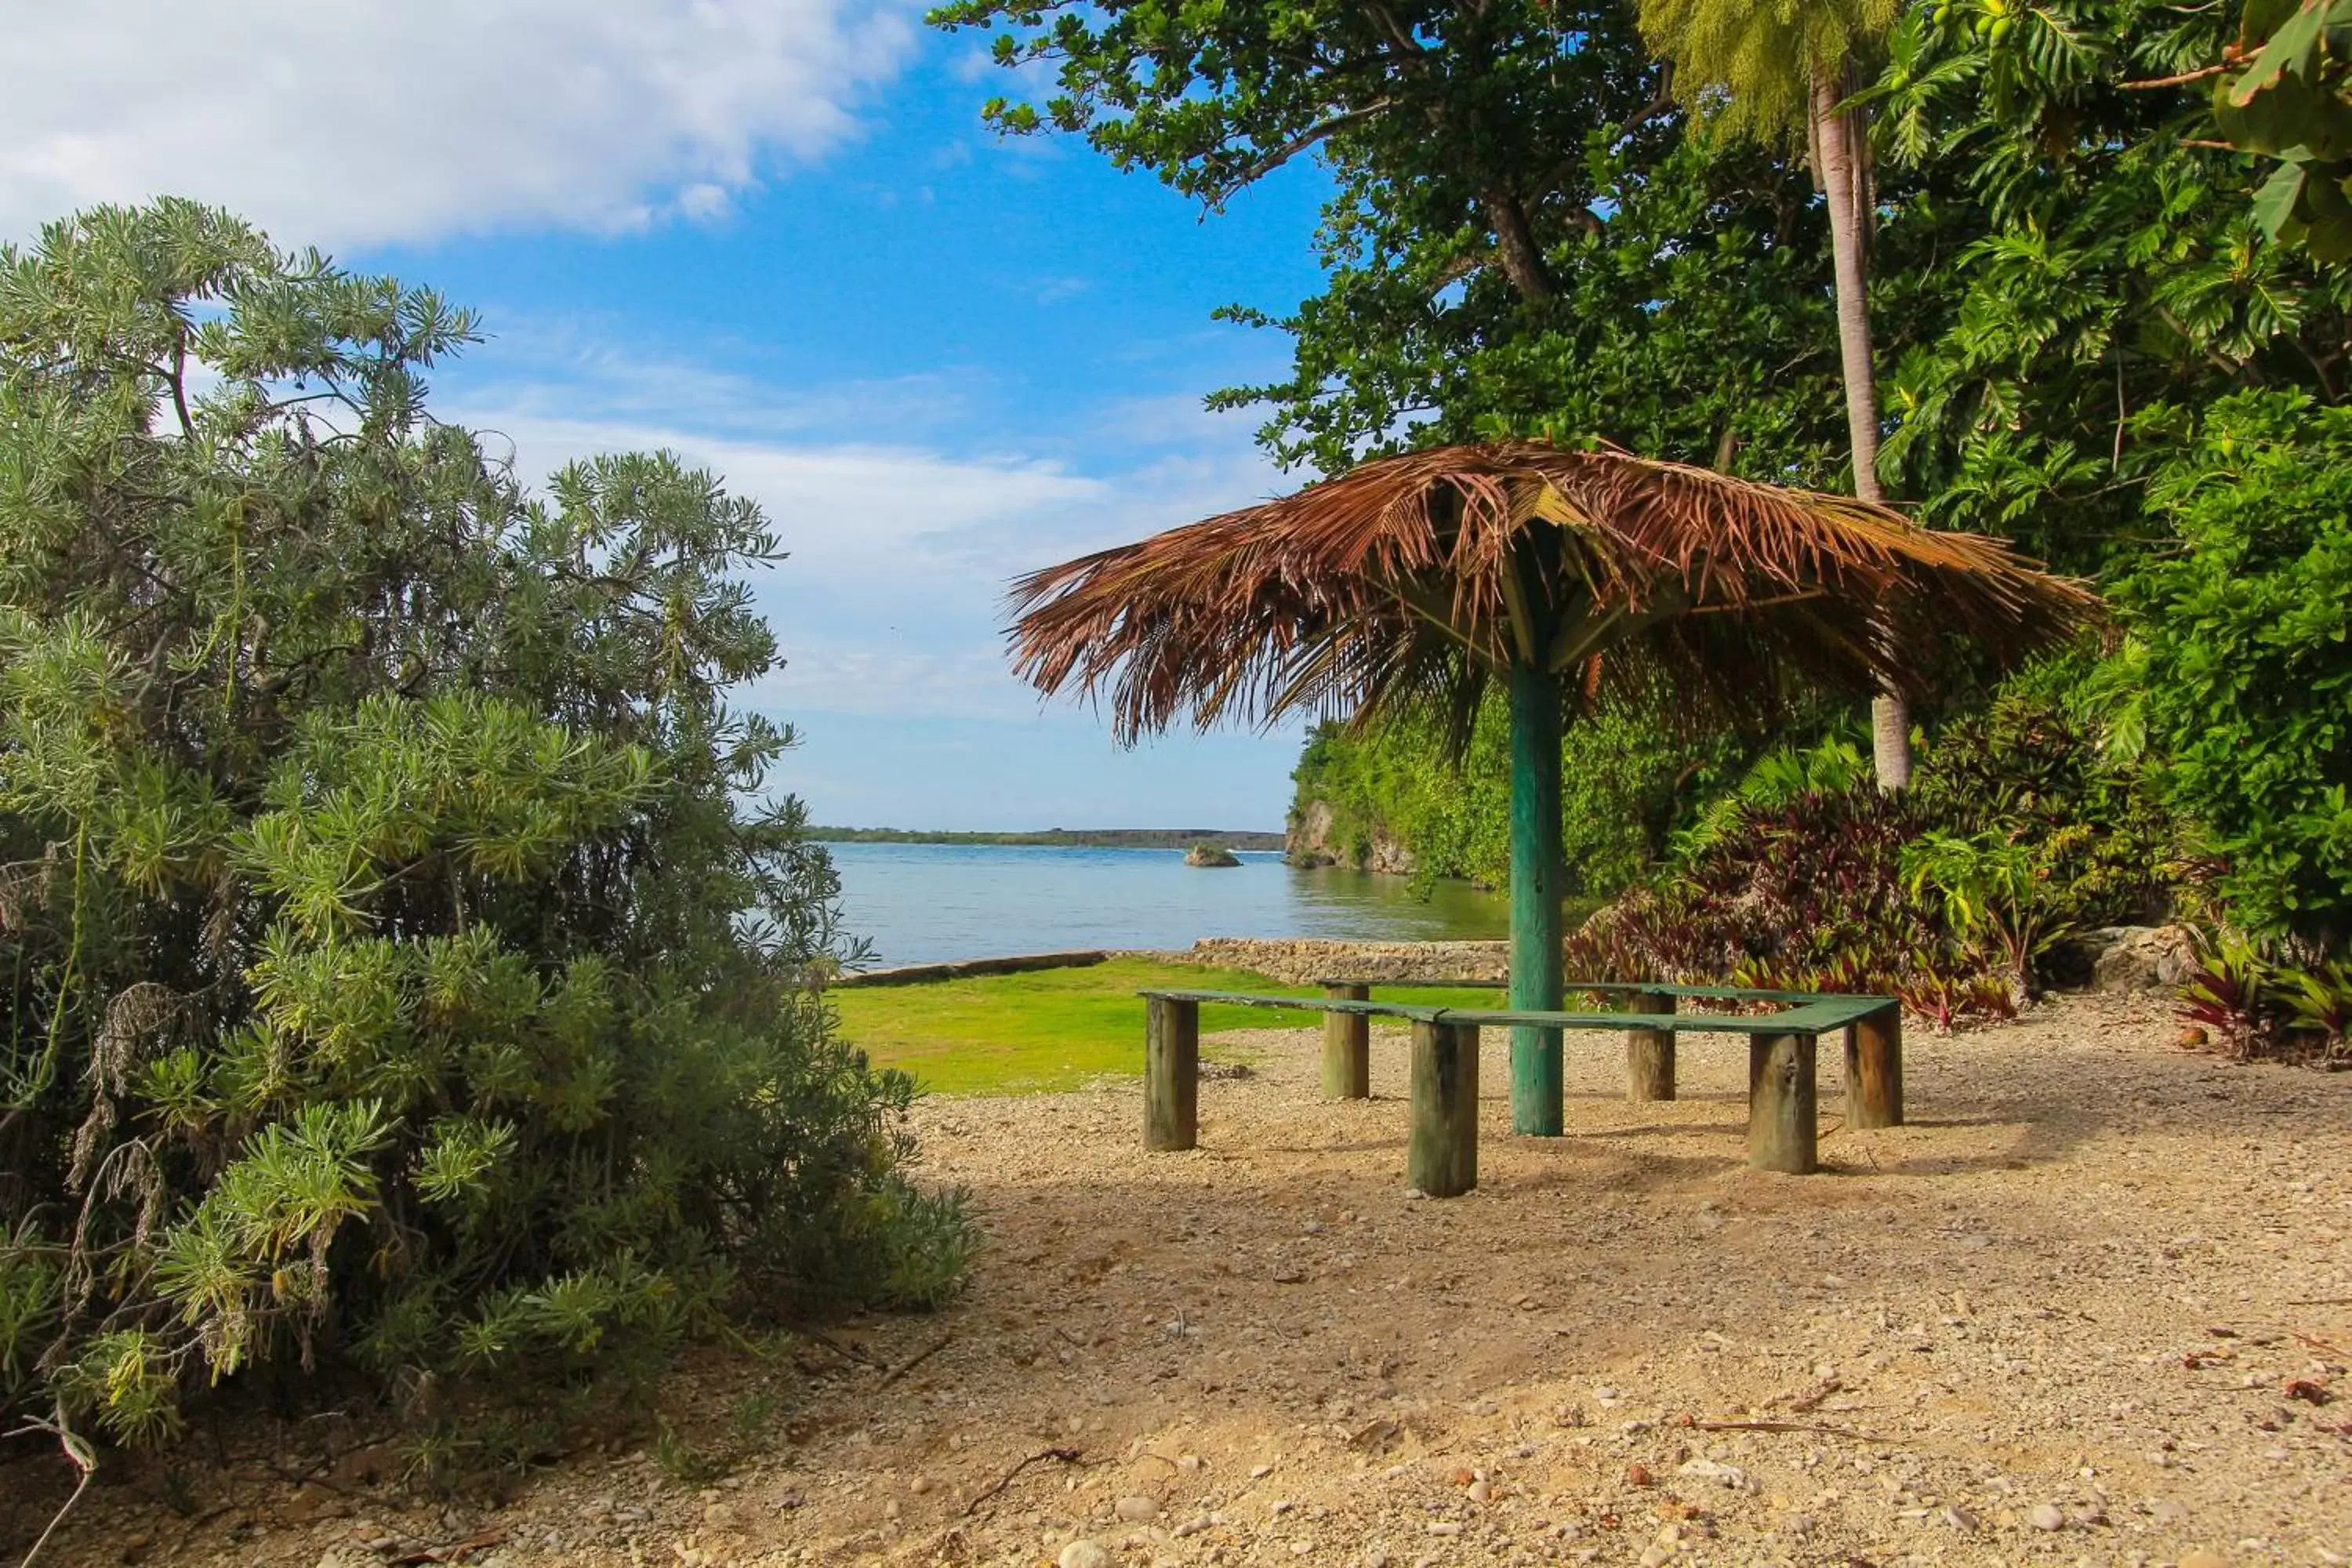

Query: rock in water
left=1185, top=842, right=1242, bottom=867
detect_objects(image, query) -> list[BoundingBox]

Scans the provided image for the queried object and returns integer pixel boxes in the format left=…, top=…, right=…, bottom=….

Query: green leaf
left=2252, top=158, right=2312, bottom=240
left=2300, top=165, right=2352, bottom=258
left=2234, top=0, right=2331, bottom=107
left=2245, top=0, right=2310, bottom=49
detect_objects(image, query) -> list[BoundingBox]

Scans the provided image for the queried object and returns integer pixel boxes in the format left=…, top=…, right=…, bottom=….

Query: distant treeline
left=808, top=826, right=1286, bottom=850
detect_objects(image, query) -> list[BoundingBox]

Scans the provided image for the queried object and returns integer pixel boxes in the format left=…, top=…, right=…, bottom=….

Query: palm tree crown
left=1636, top=0, right=1903, bottom=143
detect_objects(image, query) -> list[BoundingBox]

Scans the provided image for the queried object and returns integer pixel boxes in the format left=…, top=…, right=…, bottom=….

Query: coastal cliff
left=1283, top=797, right=1417, bottom=875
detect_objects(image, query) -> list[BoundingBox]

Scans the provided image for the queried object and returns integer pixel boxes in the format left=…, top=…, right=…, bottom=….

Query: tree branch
left=2121, top=63, right=2232, bottom=89
left=1482, top=186, right=1558, bottom=301
left=2156, top=305, right=2254, bottom=381
left=1358, top=0, right=1428, bottom=65
left=1213, top=99, right=1398, bottom=205
left=1427, top=249, right=1489, bottom=293
left=168, top=329, right=195, bottom=441
left=1617, top=63, right=1675, bottom=138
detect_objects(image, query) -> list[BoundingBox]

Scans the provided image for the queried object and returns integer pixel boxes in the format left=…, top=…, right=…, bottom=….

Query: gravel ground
left=16, top=990, right=2352, bottom=1567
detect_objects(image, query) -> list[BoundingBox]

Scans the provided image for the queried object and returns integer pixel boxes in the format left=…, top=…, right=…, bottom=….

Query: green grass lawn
left=832, top=956, right=1501, bottom=1096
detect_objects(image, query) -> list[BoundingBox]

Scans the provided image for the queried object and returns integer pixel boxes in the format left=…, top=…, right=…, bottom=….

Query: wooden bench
left=1137, top=982, right=1902, bottom=1196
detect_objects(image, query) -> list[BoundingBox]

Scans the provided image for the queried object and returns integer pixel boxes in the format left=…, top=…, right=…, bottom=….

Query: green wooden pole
left=1507, top=660, right=1564, bottom=1136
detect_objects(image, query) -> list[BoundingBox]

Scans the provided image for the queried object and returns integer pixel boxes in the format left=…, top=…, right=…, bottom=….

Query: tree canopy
left=950, top=0, right=2352, bottom=967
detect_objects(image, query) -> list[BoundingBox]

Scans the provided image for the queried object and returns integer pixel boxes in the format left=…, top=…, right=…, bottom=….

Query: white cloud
left=456, top=409, right=1105, bottom=574
left=437, top=325, right=1290, bottom=723
left=445, top=398, right=1284, bottom=720
left=451, top=321, right=985, bottom=442
left=1, top=0, right=917, bottom=245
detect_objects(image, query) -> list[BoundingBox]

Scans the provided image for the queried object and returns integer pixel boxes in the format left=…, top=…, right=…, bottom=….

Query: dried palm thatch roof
left=1007, top=440, right=2097, bottom=742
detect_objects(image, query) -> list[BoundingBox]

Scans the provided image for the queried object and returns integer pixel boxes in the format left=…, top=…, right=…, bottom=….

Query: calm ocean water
left=826, top=842, right=1506, bottom=966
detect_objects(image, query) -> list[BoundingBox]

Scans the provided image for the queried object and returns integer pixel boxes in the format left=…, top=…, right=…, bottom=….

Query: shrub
left=2176, top=931, right=2352, bottom=1063
left=0, top=202, right=971, bottom=1450
left=1911, top=655, right=2183, bottom=935
left=2111, top=391, right=2352, bottom=942
left=1900, top=830, right=2074, bottom=1006
left=1566, top=663, right=2180, bottom=1023
left=1567, top=785, right=2016, bottom=1028
left=1669, top=731, right=1872, bottom=861
left=2281, top=957, right=2352, bottom=1058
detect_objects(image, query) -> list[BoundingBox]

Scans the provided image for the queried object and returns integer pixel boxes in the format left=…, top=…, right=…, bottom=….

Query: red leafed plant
left=1564, top=785, right=2014, bottom=1029
left=2180, top=930, right=2275, bottom=1059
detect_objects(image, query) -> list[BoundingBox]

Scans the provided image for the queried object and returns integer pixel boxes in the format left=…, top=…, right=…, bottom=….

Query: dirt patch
left=16, top=992, right=2352, bottom=1566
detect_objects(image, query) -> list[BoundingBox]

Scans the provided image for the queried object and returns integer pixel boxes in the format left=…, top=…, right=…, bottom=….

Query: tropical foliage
left=0, top=202, right=970, bottom=1454
left=2176, top=927, right=2352, bottom=1058
left=952, top=0, right=2352, bottom=1038
left=2109, top=391, right=2352, bottom=942
left=1288, top=688, right=1747, bottom=900
left=1566, top=782, right=2005, bottom=1025
left=1560, top=673, right=2180, bottom=1024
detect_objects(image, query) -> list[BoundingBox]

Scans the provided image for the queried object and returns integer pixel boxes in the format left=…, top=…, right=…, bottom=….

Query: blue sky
left=8, top=1, right=1342, bottom=831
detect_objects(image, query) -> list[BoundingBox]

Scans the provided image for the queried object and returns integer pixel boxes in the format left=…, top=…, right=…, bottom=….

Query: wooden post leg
left=1625, top=989, right=1676, bottom=1102
left=1321, top=982, right=1371, bottom=1099
left=1145, top=996, right=1200, bottom=1152
left=1845, top=1003, right=1904, bottom=1129
left=1748, top=1032, right=1818, bottom=1174
left=1409, top=1021, right=1479, bottom=1197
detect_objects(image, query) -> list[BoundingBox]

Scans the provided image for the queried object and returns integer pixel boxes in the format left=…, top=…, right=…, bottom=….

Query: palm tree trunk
left=1811, top=71, right=1912, bottom=791
left=1506, top=659, right=1564, bottom=1137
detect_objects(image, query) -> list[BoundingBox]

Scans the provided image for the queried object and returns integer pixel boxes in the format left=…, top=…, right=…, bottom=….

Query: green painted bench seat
left=1134, top=981, right=1904, bottom=1194
left=1138, top=987, right=1890, bottom=1034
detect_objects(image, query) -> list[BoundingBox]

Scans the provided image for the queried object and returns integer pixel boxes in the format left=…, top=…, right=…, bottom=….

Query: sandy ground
left=15, top=991, right=2352, bottom=1567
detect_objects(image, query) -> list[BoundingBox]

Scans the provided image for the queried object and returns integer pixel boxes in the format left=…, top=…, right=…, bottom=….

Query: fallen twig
left=799, top=1327, right=886, bottom=1369
left=964, top=1446, right=1083, bottom=1515
left=9, top=1416, right=97, bottom=1568
left=2292, top=1330, right=2350, bottom=1359
left=259, top=1460, right=363, bottom=1497
left=1690, top=1417, right=1889, bottom=1442
left=878, top=1332, right=954, bottom=1389
left=1771, top=1377, right=1842, bottom=1414
left=173, top=1504, right=240, bottom=1537
left=390, top=1526, right=508, bottom=1565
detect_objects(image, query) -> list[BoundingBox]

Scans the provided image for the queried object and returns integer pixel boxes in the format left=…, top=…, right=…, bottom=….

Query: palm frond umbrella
left=1007, top=440, right=2096, bottom=1136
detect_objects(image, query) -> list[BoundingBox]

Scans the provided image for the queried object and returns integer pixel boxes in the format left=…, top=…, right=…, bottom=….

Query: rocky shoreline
left=1161, top=926, right=2195, bottom=993
left=1171, top=937, right=1508, bottom=985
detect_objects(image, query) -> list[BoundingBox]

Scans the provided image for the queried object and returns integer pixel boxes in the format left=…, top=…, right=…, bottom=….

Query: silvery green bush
left=0, top=201, right=970, bottom=1452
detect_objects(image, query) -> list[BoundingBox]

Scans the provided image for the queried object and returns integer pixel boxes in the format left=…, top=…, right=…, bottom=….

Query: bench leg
left=1748, top=1031, right=1818, bottom=1174
left=1321, top=982, right=1371, bottom=1099
left=1409, top=1020, right=1479, bottom=1197
left=1625, top=989, right=1676, bottom=1102
left=1845, top=1003, right=1904, bottom=1129
left=1145, top=996, right=1199, bottom=1152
